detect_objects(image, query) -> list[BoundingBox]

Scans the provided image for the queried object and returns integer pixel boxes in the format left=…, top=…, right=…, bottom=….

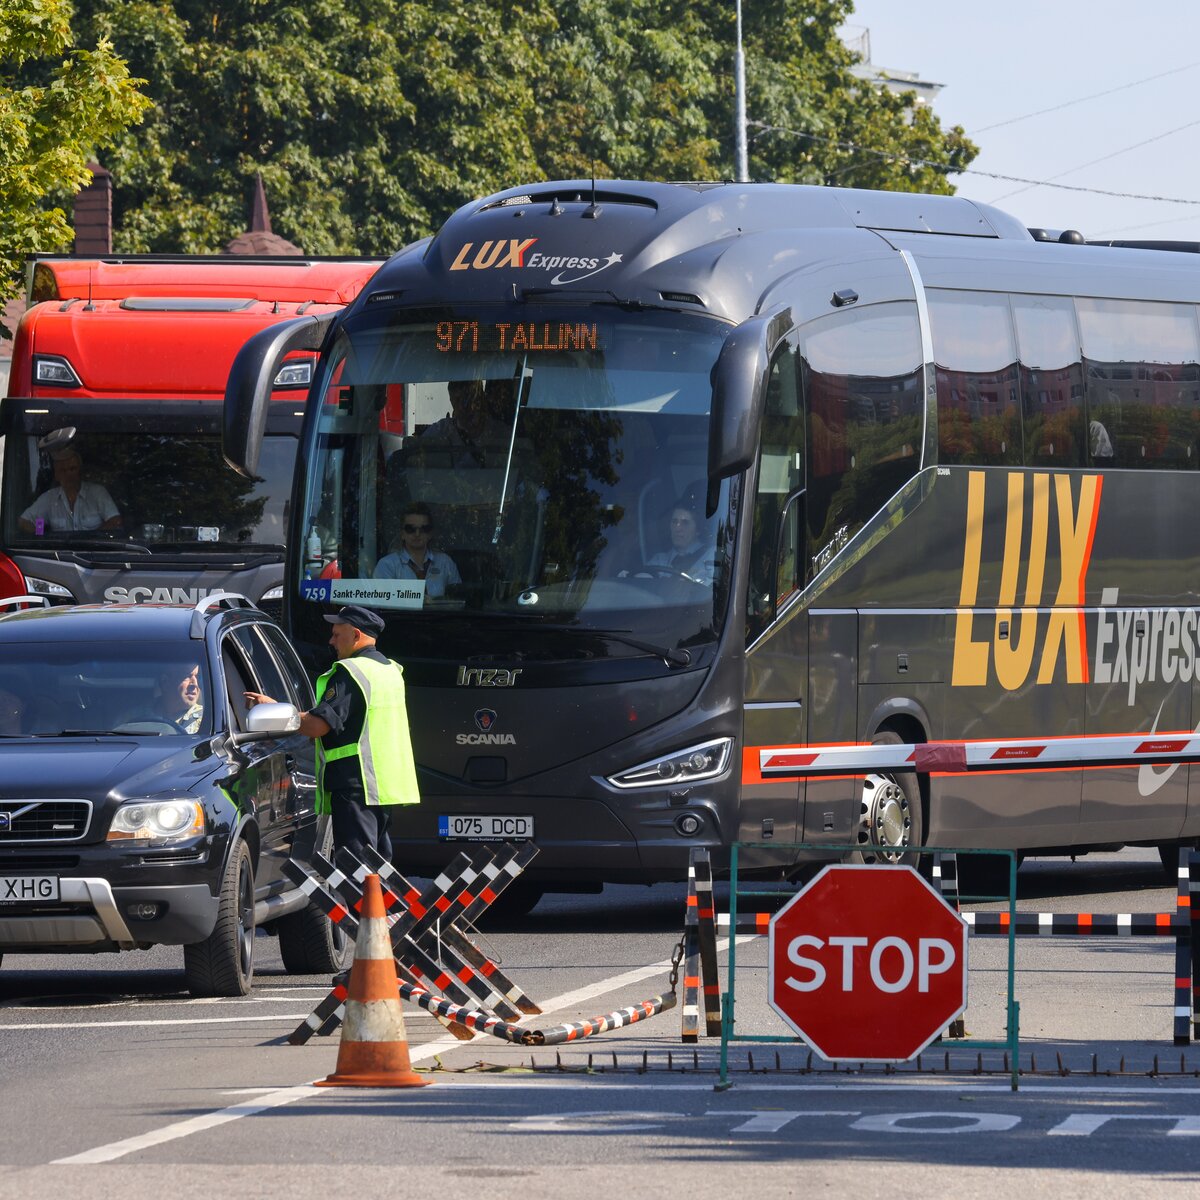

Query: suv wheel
left=278, top=902, right=351, bottom=975
left=184, top=839, right=255, bottom=997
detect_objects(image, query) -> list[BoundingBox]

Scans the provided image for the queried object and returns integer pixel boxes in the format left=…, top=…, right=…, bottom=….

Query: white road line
left=51, top=1085, right=324, bottom=1164
left=0, top=1014, right=316, bottom=1030
left=46, top=935, right=752, bottom=1164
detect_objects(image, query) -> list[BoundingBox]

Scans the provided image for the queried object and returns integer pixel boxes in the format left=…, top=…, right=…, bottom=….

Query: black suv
left=0, top=594, right=348, bottom=995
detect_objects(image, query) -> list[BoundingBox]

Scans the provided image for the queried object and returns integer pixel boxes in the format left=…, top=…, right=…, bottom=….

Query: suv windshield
left=300, top=303, right=734, bottom=650
left=3, top=421, right=294, bottom=554
left=0, top=642, right=212, bottom=737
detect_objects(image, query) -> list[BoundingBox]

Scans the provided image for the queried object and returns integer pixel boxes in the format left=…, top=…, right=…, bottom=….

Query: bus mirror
left=708, top=311, right=787, bottom=486
left=223, top=314, right=333, bottom=477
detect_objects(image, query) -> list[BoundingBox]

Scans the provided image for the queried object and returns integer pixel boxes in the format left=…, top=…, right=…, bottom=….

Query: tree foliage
left=74, top=0, right=977, bottom=257
left=0, top=0, right=150, bottom=314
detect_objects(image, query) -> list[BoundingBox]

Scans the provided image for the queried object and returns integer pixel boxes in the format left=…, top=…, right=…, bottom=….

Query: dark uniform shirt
left=309, top=646, right=391, bottom=801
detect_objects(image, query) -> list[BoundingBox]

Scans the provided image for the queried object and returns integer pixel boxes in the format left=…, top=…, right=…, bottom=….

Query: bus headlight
left=107, top=799, right=206, bottom=842
left=606, top=738, right=733, bottom=790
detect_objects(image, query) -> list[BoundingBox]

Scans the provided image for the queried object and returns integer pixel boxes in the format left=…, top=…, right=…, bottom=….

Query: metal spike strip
left=692, top=849, right=722, bottom=1037
left=331, top=849, right=521, bottom=1020
left=362, top=843, right=543, bottom=1015
left=680, top=855, right=701, bottom=1044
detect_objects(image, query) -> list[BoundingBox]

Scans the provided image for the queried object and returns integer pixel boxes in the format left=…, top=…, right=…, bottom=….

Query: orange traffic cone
left=315, top=872, right=430, bottom=1088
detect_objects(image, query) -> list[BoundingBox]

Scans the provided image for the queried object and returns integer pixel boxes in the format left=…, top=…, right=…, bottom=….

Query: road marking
left=51, top=1085, right=323, bottom=1164
left=0, top=1014, right=316, bottom=1030
left=46, top=938, right=750, bottom=1165
left=851, top=1111, right=1021, bottom=1133
left=1049, top=1113, right=1200, bottom=1136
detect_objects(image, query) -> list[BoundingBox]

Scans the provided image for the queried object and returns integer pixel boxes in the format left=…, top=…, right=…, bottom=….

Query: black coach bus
left=224, top=180, right=1200, bottom=903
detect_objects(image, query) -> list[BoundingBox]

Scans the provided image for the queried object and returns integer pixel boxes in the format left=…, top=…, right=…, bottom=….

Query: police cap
left=323, top=605, right=386, bottom=638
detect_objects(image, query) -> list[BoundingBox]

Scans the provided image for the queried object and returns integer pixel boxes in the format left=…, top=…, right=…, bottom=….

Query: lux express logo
left=449, top=238, right=623, bottom=285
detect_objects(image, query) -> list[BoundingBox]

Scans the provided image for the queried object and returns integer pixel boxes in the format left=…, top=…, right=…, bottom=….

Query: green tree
left=76, top=0, right=976, bottom=257
left=0, top=0, right=150, bottom=315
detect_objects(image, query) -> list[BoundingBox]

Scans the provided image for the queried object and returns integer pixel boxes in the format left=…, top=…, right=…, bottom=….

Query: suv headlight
left=107, top=798, right=206, bottom=842
left=606, top=737, right=733, bottom=790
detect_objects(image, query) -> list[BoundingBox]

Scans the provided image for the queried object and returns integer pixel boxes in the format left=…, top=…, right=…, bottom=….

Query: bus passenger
left=19, top=445, right=121, bottom=534
left=374, top=501, right=461, bottom=597
left=420, top=379, right=509, bottom=467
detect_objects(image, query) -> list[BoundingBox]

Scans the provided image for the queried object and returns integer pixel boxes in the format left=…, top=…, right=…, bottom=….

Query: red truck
left=0, top=256, right=378, bottom=612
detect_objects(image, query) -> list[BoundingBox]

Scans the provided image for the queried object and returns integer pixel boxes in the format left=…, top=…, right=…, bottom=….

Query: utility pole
left=734, top=0, right=749, bottom=182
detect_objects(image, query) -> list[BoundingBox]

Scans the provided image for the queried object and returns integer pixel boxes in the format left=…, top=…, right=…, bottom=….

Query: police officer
left=245, top=604, right=419, bottom=862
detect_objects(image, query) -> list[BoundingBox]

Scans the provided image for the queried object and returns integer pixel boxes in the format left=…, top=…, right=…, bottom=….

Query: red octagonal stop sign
left=768, top=865, right=968, bottom=1063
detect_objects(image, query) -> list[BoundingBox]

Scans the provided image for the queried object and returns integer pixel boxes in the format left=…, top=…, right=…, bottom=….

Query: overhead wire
left=748, top=123, right=1200, bottom=207
left=969, top=61, right=1200, bottom=134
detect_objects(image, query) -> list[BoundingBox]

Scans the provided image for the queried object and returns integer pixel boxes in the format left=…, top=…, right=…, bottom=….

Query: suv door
left=219, top=628, right=291, bottom=893
left=255, top=621, right=321, bottom=854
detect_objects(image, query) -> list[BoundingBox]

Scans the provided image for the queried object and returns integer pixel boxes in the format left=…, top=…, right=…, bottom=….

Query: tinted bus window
left=1077, top=297, right=1200, bottom=470
left=928, top=290, right=1021, bottom=466
left=748, top=344, right=804, bottom=643
left=802, top=303, right=922, bottom=576
left=1011, top=295, right=1085, bottom=469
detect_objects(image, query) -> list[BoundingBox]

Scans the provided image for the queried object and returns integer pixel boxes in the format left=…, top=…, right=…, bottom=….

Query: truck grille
left=0, top=800, right=92, bottom=842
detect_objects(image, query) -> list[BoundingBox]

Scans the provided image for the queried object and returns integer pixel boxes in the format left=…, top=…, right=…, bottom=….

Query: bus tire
left=849, top=730, right=923, bottom=866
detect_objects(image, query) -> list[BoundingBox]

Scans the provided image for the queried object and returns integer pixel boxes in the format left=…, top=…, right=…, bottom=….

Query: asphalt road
left=1, top=847, right=1198, bottom=1198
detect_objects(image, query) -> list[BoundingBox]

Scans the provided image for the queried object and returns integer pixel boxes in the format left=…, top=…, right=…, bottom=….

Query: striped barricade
left=283, top=843, right=540, bottom=1045
left=680, top=849, right=721, bottom=1042
left=934, top=848, right=1200, bottom=1046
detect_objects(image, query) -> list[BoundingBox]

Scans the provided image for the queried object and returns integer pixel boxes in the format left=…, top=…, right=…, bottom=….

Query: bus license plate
left=438, top=815, right=534, bottom=842
left=0, top=875, right=59, bottom=904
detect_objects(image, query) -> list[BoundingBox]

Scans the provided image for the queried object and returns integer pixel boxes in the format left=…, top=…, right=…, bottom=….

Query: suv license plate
left=0, top=875, right=59, bottom=904
left=438, top=815, right=534, bottom=842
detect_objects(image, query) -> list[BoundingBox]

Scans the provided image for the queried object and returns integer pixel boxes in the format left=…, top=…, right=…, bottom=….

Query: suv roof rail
left=189, top=591, right=257, bottom=638
left=0, top=594, right=52, bottom=613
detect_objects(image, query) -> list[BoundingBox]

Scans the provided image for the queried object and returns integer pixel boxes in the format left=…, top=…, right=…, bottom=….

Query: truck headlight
left=606, top=737, right=733, bottom=790
left=108, top=799, right=206, bottom=842
left=23, top=576, right=74, bottom=599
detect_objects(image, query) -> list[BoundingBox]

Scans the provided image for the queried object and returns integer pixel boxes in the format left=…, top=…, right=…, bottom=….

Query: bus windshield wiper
left=481, top=619, right=691, bottom=668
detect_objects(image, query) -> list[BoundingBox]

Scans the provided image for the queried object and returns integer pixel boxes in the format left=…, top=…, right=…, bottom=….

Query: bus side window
left=927, top=290, right=1022, bottom=466
left=747, top=344, right=804, bottom=645
left=1012, top=295, right=1085, bottom=469
left=1077, top=297, right=1200, bottom=470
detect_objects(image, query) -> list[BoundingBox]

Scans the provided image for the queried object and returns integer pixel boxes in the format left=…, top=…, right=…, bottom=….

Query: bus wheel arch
left=850, top=720, right=928, bottom=866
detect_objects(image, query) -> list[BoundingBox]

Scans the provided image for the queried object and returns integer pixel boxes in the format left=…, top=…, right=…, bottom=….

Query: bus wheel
left=850, top=731, right=923, bottom=866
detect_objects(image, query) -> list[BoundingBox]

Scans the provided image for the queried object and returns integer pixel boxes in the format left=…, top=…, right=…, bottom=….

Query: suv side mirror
left=234, top=701, right=301, bottom=744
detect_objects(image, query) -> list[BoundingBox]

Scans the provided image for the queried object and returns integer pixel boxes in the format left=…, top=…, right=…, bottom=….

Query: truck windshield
left=3, top=430, right=294, bottom=553
left=300, top=304, right=734, bottom=647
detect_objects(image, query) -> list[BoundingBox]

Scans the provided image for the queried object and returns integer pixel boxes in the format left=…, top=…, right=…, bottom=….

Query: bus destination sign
left=435, top=320, right=599, bottom=354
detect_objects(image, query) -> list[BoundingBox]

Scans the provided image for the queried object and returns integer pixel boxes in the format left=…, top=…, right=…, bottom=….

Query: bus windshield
left=300, top=304, right=735, bottom=647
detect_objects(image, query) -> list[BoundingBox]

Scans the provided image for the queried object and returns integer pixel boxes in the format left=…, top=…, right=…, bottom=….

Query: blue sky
left=840, top=1, right=1200, bottom=242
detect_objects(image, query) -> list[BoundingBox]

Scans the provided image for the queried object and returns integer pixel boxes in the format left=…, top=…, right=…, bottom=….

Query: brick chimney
left=73, top=162, right=113, bottom=255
